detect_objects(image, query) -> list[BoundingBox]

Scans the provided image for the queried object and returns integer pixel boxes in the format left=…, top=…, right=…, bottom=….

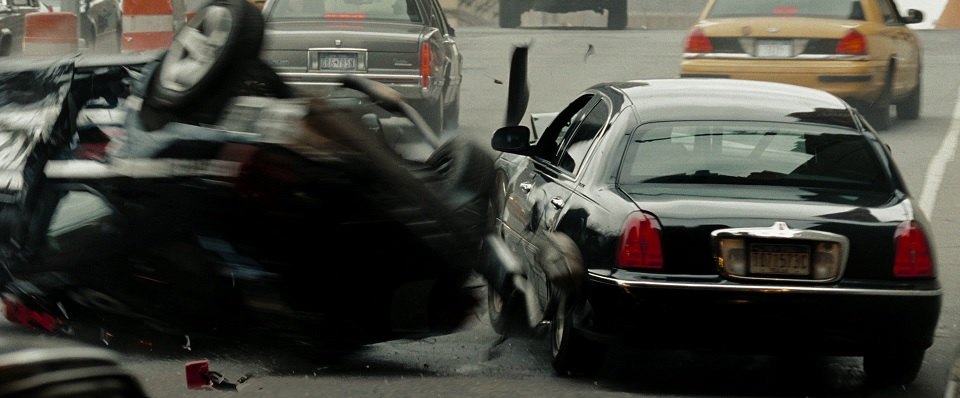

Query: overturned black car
left=0, top=0, right=508, bottom=350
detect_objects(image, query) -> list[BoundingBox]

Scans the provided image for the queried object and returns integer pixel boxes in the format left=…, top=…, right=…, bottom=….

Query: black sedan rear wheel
left=551, top=298, right=605, bottom=377
left=863, top=349, right=925, bottom=386
left=487, top=282, right=530, bottom=336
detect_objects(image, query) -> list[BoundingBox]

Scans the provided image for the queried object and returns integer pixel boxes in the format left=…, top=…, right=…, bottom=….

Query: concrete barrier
left=23, top=12, right=77, bottom=56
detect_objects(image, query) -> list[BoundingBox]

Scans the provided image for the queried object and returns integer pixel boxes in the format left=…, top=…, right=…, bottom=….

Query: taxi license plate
left=314, top=52, right=359, bottom=71
left=755, top=40, right=793, bottom=58
left=749, top=243, right=810, bottom=276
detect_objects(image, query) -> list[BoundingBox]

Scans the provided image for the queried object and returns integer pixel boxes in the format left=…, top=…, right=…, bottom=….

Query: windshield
left=267, top=0, right=424, bottom=23
left=620, top=121, right=891, bottom=191
left=707, top=0, right=866, bottom=20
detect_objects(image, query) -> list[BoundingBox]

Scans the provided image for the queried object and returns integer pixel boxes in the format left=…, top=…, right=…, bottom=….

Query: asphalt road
left=3, top=27, right=960, bottom=398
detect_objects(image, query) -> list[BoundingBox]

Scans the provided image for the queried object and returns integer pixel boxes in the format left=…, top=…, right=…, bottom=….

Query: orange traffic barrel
left=938, top=0, right=960, bottom=29
left=23, top=12, right=78, bottom=56
left=121, top=0, right=175, bottom=53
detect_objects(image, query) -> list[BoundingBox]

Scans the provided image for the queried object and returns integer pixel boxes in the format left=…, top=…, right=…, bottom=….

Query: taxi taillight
left=893, top=220, right=934, bottom=278
left=836, top=29, right=867, bottom=55
left=420, top=42, right=432, bottom=89
left=616, top=212, right=664, bottom=270
left=684, top=27, right=713, bottom=53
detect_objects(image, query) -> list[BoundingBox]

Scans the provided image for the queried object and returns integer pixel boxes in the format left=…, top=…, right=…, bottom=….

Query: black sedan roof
left=603, top=78, right=858, bottom=128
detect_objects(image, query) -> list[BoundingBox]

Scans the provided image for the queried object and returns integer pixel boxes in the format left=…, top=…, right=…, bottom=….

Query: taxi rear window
left=708, top=0, right=865, bottom=20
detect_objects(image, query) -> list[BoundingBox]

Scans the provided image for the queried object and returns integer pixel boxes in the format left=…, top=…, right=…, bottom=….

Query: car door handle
left=520, top=182, right=533, bottom=193
left=550, top=197, right=565, bottom=209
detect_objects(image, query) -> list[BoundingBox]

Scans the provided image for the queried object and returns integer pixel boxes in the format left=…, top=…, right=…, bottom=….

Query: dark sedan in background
left=259, top=0, right=462, bottom=134
left=488, top=77, right=942, bottom=386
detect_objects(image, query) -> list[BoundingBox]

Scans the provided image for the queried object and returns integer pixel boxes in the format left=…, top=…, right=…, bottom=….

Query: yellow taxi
left=679, top=0, right=924, bottom=130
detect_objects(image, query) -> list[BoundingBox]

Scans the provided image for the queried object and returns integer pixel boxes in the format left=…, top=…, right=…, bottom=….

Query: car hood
left=697, top=17, right=864, bottom=39
left=263, top=20, right=429, bottom=52
left=623, top=184, right=913, bottom=279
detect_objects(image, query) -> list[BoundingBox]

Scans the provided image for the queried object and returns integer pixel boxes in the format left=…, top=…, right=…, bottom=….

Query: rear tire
left=443, top=93, right=460, bottom=131
left=897, top=77, right=921, bottom=120
left=863, top=349, right=925, bottom=386
left=499, top=0, right=522, bottom=28
left=862, top=103, right=891, bottom=131
left=487, top=282, right=531, bottom=336
left=606, top=0, right=627, bottom=30
left=551, top=298, right=605, bottom=377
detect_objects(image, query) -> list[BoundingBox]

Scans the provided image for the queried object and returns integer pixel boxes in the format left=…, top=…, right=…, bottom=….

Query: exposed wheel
left=487, top=281, right=531, bottom=336
left=551, top=297, right=605, bottom=377
left=897, top=76, right=921, bottom=120
left=147, top=0, right=262, bottom=109
left=499, top=0, right=522, bottom=28
left=606, top=0, right=628, bottom=30
left=863, top=349, right=925, bottom=386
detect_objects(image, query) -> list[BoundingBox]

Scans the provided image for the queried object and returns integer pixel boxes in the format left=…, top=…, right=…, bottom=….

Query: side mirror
left=903, top=9, right=924, bottom=24
left=492, top=125, right=531, bottom=154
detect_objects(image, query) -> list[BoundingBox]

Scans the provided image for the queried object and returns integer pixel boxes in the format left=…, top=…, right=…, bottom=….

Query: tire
left=606, top=0, right=628, bottom=30
left=862, top=103, right=891, bottom=131
left=443, top=92, right=460, bottom=131
left=487, top=282, right=531, bottom=336
left=147, top=0, right=263, bottom=109
left=863, top=349, right=925, bottom=386
left=551, top=297, right=605, bottom=377
left=414, top=97, right=445, bottom=138
left=499, top=0, right=522, bottom=28
left=897, top=76, right=921, bottom=120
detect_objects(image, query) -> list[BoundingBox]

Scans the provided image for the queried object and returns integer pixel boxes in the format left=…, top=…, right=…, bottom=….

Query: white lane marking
left=919, top=85, right=960, bottom=216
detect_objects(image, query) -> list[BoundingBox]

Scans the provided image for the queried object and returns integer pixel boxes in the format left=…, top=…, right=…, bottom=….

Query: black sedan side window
left=555, top=99, right=610, bottom=174
left=534, top=94, right=595, bottom=163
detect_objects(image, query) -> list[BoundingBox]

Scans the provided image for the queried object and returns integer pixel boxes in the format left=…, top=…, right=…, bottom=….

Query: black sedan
left=488, top=77, right=942, bottom=386
left=259, top=0, right=462, bottom=135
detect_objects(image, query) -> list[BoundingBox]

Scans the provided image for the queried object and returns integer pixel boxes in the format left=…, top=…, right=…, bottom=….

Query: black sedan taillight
left=893, top=220, right=934, bottom=278
left=616, top=212, right=664, bottom=270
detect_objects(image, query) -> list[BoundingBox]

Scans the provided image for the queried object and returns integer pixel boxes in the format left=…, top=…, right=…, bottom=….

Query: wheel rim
left=158, top=5, right=233, bottom=93
left=552, top=301, right=566, bottom=357
left=489, top=285, right=505, bottom=316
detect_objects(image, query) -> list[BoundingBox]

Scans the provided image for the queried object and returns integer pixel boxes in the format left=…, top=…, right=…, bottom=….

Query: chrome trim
left=683, top=52, right=869, bottom=61
left=588, top=273, right=942, bottom=297
left=711, top=222, right=849, bottom=284
left=278, top=72, right=420, bottom=82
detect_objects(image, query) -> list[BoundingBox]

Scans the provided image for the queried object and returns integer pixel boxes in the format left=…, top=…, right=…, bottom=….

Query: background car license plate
left=755, top=40, right=793, bottom=57
left=317, top=52, right=359, bottom=71
left=749, top=243, right=810, bottom=276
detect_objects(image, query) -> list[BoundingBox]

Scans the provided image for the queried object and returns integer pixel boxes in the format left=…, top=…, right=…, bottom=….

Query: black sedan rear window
left=268, top=0, right=423, bottom=23
left=707, top=0, right=865, bottom=20
left=620, top=122, right=892, bottom=191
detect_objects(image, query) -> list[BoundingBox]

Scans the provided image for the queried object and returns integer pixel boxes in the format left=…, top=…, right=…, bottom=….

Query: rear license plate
left=315, top=52, right=359, bottom=71
left=749, top=243, right=810, bottom=276
left=755, top=40, right=792, bottom=57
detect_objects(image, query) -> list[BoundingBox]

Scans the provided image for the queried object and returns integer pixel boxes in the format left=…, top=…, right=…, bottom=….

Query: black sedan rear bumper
left=579, top=271, right=942, bottom=355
